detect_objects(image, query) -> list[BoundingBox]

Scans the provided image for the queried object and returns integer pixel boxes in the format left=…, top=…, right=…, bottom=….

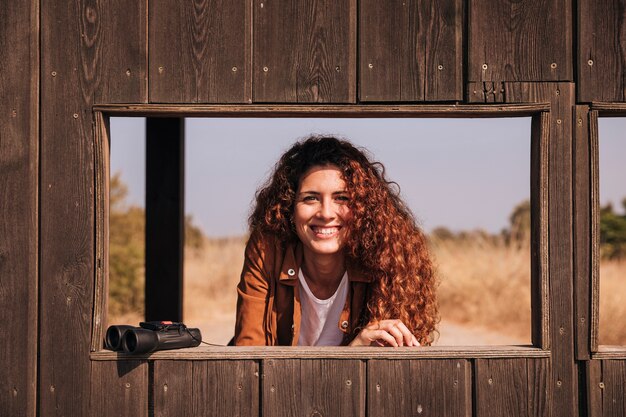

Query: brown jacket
left=234, top=232, right=372, bottom=345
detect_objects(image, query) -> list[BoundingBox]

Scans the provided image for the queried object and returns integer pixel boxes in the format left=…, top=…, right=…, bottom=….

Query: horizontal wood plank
left=91, top=345, right=551, bottom=361
left=93, top=103, right=550, bottom=117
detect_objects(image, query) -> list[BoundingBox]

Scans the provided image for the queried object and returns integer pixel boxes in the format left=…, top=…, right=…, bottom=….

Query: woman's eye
left=336, top=195, right=350, bottom=203
left=302, top=195, right=318, bottom=202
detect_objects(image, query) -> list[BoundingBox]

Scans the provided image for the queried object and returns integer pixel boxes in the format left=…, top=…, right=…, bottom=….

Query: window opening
left=107, top=116, right=533, bottom=346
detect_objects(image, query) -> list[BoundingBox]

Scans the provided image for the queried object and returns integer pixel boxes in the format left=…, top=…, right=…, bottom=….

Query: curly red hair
left=249, top=136, right=438, bottom=344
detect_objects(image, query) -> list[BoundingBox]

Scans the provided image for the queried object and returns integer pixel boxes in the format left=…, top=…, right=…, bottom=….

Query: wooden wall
left=3, top=0, right=626, bottom=416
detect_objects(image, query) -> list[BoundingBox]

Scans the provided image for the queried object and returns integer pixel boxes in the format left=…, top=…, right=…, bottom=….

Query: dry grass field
left=109, top=235, right=626, bottom=346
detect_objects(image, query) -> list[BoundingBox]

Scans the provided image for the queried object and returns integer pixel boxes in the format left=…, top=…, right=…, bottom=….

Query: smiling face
left=294, top=165, right=352, bottom=262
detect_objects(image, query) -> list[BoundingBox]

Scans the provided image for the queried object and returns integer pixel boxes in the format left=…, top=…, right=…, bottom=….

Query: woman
left=234, top=136, right=437, bottom=346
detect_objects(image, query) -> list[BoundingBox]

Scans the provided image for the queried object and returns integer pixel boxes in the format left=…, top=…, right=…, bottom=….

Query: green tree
left=600, top=199, right=626, bottom=259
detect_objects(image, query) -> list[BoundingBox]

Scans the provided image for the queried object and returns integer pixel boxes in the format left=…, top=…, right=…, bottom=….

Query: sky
left=110, top=116, right=626, bottom=237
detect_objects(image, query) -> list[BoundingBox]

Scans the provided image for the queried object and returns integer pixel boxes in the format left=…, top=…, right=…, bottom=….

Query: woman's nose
left=317, top=200, right=335, bottom=219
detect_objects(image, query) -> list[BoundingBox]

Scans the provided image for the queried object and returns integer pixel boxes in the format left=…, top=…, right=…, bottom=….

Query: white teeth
left=312, top=227, right=339, bottom=235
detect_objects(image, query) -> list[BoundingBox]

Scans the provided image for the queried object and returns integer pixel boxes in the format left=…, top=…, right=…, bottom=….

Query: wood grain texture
left=262, top=359, right=364, bottom=417
left=94, top=0, right=147, bottom=103
left=586, top=360, right=602, bottom=417
left=589, top=111, right=600, bottom=353
left=153, top=360, right=259, bottom=417
left=600, top=360, right=626, bottom=416
left=92, top=112, right=110, bottom=350
left=359, top=0, right=462, bottom=101
left=368, top=359, right=471, bottom=417
left=254, top=0, right=356, bottom=103
left=530, top=112, right=550, bottom=349
left=149, top=0, right=251, bottom=103
left=468, top=0, right=572, bottom=82
left=475, top=358, right=550, bottom=417
left=90, top=361, right=148, bottom=417
left=573, top=105, right=591, bottom=360
left=502, top=83, right=576, bottom=417
left=145, top=118, right=184, bottom=322
left=94, top=103, right=550, bottom=117
left=578, top=0, right=626, bottom=102
left=0, top=1, right=38, bottom=417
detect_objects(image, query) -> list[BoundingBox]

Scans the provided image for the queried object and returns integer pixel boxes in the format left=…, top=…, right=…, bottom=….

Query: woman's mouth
left=310, top=226, right=341, bottom=237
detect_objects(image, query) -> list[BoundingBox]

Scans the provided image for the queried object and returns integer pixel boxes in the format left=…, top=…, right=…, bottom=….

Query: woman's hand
left=349, top=319, right=420, bottom=347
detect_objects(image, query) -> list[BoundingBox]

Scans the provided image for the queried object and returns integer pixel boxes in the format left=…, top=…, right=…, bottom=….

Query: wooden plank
left=589, top=111, right=600, bottom=353
left=153, top=360, right=259, bottom=417
left=262, top=359, right=364, bottom=416
left=475, top=358, right=549, bottom=417
left=368, top=359, right=471, bottom=417
left=530, top=112, right=550, bottom=349
left=94, top=0, right=147, bottom=103
left=145, top=118, right=184, bottom=322
left=92, top=112, right=110, bottom=350
left=191, top=361, right=259, bottom=417
left=90, top=361, right=148, bottom=417
left=601, top=360, right=626, bottom=417
left=578, top=0, right=626, bottom=102
left=253, top=0, right=356, bottom=103
left=149, top=0, right=251, bottom=103
left=586, top=360, right=602, bottom=417
left=468, top=0, right=572, bottom=82
left=502, top=82, right=576, bottom=417
left=40, top=0, right=102, bottom=415
left=573, top=105, right=591, bottom=360
left=466, top=82, right=506, bottom=103
left=360, top=0, right=462, bottom=101
left=91, top=345, right=552, bottom=361
left=94, top=103, right=551, bottom=117
left=0, top=1, right=38, bottom=417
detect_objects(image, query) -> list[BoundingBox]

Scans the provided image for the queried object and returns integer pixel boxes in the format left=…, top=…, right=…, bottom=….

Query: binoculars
left=105, top=321, right=202, bottom=354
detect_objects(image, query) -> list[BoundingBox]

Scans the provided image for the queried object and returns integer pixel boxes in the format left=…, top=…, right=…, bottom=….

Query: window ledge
left=90, top=345, right=549, bottom=361
left=592, top=345, right=626, bottom=359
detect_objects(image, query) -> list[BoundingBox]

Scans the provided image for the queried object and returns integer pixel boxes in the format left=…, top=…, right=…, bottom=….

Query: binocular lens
left=105, top=325, right=134, bottom=351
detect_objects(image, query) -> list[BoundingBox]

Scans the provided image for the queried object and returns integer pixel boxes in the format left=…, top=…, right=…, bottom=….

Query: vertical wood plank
left=191, top=361, right=260, bottom=417
left=578, top=0, right=626, bottom=102
left=149, top=0, right=251, bottom=103
left=475, top=358, right=549, bottom=417
left=500, top=83, right=575, bottom=417
left=0, top=1, right=38, bottom=417
left=589, top=111, right=600, bottom=353
left=586, top=360, right=602, bottom=417
left=145, top=118, right=184, bottom=322
left=368, top=359, right=471, bottom=417
left=262, top=359, right=364, bottom=417
left=359, top=0, right=462, bottom=102
left=40, top=0, right=100, bottom=415
left=468, top=0, right=572, bottom=82
left=94, top=0, right=148, bottom=103
left=601, top=360, right=626, bottom=417
left=90, top=361, right=148, bottom=417
left=573, top=105, right=591, bottom=360
left=153, top=360, right=259, bottom=417
left=530, top=112, right=550, bottom=349
left=253, top=0, right=356, bottom=103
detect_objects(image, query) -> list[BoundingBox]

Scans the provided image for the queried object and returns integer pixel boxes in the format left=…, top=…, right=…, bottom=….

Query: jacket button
left=287, top=268, right=296, bottom=276
left=341, top=321, right=349, bottom=329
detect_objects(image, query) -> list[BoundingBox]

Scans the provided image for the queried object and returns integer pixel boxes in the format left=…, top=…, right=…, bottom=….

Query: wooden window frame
left=90, top=103, right=551, bottom=360
left=584, top=103, right=626, bottom=359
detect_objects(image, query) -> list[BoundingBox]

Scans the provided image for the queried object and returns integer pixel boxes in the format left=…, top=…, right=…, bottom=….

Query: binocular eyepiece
left=105, top=322, right=202, bottom=354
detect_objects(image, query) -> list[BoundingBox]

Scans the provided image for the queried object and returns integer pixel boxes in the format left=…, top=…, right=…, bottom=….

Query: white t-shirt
left=297, top=269, right=349, bottom=346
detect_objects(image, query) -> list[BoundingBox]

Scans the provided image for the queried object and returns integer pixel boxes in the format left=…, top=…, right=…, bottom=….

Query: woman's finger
left=377, top=320, right=416, bottom=346
left=368, top=329, right=398, bottom=347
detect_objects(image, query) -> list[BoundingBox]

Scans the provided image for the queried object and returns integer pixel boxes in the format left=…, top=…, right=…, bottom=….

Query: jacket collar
left=278, top=240, right=373, bottom=284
